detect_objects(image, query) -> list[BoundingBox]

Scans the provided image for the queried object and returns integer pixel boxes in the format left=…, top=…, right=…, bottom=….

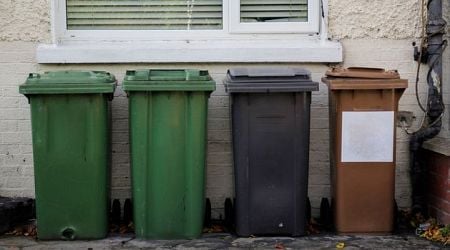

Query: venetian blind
left=66, top=0, right=223, bottom=30
left=240, top=0, right=308, bottom=23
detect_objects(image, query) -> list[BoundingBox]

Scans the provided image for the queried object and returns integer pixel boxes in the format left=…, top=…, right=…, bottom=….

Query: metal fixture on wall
left=410, top=0, right=447, bottom=215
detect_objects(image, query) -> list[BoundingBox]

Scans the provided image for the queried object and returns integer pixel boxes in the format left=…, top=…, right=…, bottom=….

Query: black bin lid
left=224, top=67, right=319, bottom=93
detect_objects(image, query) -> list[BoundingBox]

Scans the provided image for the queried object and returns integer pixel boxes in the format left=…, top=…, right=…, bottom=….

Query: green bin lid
left=19, top=71, right=116, bottom=95
left=122, top=69, right=216, bottom=92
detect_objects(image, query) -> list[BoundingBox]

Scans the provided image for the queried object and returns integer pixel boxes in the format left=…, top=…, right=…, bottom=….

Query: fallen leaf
left=275, top=242, right=285, bottom=249
left=336, top=242, right=345, bottom=249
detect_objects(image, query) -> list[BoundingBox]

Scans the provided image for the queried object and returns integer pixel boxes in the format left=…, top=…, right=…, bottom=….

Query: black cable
left=414, top=39, right=447, bottom=121
left=320, top=0, right=325, bottom=18
left=414, top=40, right=447, bottom=130
left=415, top=69, right=427, bottom=113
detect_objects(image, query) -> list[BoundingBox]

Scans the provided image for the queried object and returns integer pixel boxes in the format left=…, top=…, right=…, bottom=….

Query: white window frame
left=54, top=0, right=231, bottom=42
left=39, top=0, right=342, bottom=63
left=229, top=0, right=319, bottom=34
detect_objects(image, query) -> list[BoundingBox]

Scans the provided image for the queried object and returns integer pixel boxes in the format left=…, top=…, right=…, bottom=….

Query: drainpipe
left=410, top=0, right=446, bottom=215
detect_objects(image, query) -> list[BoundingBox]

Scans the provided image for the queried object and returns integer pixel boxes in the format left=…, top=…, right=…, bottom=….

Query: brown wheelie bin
left=322, top=67, right=407, bottom=234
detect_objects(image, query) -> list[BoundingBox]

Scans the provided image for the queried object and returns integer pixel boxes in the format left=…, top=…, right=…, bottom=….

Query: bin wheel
left=111, top=199, right=121, bottom=225
left=320, top=197, right=332, bottom=231
left=224, top=198, right=234, bottom=230
left=204, top=198, right=212, bottom=228
left=306, top=197, right=312, bottom=223
left=123, top=198, right=133, bottom=225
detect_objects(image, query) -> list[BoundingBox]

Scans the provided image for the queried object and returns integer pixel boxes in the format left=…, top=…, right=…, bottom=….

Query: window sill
left=37, top=38, right=342, bottom=64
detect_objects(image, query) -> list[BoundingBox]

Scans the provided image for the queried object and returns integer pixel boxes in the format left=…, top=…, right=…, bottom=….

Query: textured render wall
left=0, top=0, right=423, bottom=41
left=328, top=0, right=421, bottom=39
left=0, top=0, right=50, bottom=42
left=0, top=1, right=434, bottom=217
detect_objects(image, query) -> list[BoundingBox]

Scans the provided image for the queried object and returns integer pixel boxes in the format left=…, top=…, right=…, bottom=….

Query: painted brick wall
left=422, top=149, right=450, bottom=224
left=0, top=1, right=448, bottom=219
left=0, top=40, right=430, bottom=217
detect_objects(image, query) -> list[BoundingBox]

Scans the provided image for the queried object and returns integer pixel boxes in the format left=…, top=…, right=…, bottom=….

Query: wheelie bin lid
left=322, top=67, right=408, bottom=90
left=19, top=71, right=116, bottom=95
left=122, top=69, right=216, bottom=92
left=224, top=67, right=319, bottom=93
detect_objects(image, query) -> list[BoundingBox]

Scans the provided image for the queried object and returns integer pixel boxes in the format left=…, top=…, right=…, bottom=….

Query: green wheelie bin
left=19, top=71, right=116, bottom=240
left=123, top=69, right=215, bottom=239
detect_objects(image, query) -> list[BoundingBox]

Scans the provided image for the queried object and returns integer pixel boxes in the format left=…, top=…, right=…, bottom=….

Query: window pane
left=240, top=0, right=308, bottom=23
left=66, top=0, right=223, bottom=30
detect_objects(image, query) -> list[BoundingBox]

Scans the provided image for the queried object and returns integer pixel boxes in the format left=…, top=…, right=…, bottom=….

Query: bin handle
left=107, top=93, right=114, bottom=101
left=28, top=73, right=40, bottom=79
left=61, top=227, right=76, bottom=240
left=351, top=108, right=386, bottom=111
left=346, top=67, right=385, bottom=72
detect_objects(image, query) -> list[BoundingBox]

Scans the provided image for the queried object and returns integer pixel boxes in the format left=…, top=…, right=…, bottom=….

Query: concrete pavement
left=0, top=233, right=445, bottom=249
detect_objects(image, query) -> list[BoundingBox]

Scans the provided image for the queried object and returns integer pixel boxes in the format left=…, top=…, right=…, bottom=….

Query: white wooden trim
left=52, top=0, right=66, bottom=44
left=320, top=0, right=329, bottom=41
left=222, top=0, right=230, bottom=33
left=59, top=29, right=231, bottom=41
left=57, top=0, right=231, bottom=41
left=229, top=0, right=320, bottom=34
left=37, top=38, right=342, bottom=63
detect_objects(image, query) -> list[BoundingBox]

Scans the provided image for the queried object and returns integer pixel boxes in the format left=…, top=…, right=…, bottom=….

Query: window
left=39, top=0, right=342, bottom=63
left=230, top=0, right=319, bottom=33
left=66, top=0, right=224, bottom=31
left=59, top=0, right=318, bottom=38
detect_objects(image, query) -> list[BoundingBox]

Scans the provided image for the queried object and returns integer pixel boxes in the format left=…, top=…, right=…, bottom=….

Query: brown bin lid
left=322, top=67, right=408, bottom=90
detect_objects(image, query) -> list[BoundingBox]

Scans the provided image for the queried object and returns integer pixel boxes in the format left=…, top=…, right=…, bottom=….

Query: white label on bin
left=341, top=111, right=394, bottom=162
